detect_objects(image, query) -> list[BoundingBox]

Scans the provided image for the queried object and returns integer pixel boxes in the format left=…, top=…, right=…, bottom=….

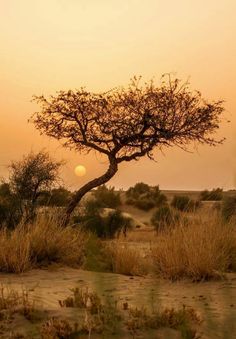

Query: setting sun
left=74, top=165, right=86, bottom=177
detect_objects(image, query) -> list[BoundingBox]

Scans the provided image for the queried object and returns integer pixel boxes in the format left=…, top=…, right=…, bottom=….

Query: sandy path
left=1, top=268, right=236, bottom=338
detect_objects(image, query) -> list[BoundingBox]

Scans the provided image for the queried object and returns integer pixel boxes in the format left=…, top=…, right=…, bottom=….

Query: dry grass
left=124, top=228, right=156, bottom=242
left=152, top=215, right=236, bottom=281
left=0, top=214, right=87, bottom=273
left=105, top=241, right=149, bottom=276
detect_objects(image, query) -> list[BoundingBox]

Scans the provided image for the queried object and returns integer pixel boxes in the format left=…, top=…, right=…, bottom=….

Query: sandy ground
left=1, top=267, right=236, bottom=338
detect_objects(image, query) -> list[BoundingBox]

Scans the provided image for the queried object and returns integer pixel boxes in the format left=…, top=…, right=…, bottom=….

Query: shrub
left=0, top=183, right=22, bottom=229
left=151, top=205, right=179, bottom=232
left=126, top=182, right=150, bottom=198
left=38, top=187, right=71, bottom=207
left=171, top=195, right=200, bottom=212
left=200, top=188, right=223, bottom=201
left=134, top=198, right=155, bottom=211
left=105, top=242, right=148, bottom=276
left=152, top=216, right=236, bottom=281
left=93, top=185, right=121, bottom=209
left=222, top=196, right=236, bottom=222
left=81, top=209, right=131, bottom=239
left=126, top=183, right=167, bottom=211
left=0, top=214, right=86, bottom=273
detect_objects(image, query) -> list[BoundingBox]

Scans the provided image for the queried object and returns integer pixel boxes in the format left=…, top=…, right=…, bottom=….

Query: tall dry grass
left=0, top=214, right=87, bottom=273
left=105, top=241, right=148, bottom=276
left=152, top=215, right=236, bottom=281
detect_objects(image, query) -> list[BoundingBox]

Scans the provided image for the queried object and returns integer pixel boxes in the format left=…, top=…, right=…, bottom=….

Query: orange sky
left=0, top=0, right=236, bottom=191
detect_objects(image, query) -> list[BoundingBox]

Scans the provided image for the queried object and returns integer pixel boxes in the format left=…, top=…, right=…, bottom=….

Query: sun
left=74, top=165, right=86, bottom=177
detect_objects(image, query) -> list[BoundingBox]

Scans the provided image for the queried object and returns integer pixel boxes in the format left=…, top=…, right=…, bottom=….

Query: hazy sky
left=0, top=0, right=236, bottom=190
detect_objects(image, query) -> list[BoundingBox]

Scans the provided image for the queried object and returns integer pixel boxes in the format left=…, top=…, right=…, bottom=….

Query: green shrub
left=200, top=188, right=223, bottom=201
left=151, top=205, right=179, bottom=232
left=38, top=187, right=71, bottom=207
left=0, top=184, right=22, bottom=229
left=93, top=185, right=121, bottom=209
left=222, top=196, right=236, bottom=222
left=171, top=195, right=200, bottom=212
left=126, top=182, right=150, bottom=198
left=79, top=207, right=132, bottom=239
left=126, top=183, right=167, bottom=211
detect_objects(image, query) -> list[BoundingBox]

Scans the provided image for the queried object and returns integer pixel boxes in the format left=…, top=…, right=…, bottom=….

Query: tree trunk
left=63, top=157, right=118, bottom=226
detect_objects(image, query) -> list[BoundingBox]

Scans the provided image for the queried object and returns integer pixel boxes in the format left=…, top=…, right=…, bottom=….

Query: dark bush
left=80, top=209, right=131, bottom=239
left=134, top=198, right=156, bottom=211
left=171, top=195, right=200, bottom=212
left=222, top=196, right=236, bottom=222
left=151, top=205, right=179, bottom=232
left=38, top=187, right=71, bottom=207
left=0, top=183, right=22, bottom=229
left=126, top=182, right=150, bottom=198
left=126, top=183, right=167, bottom=211
left=93, top=185, right=121, bottom=209
left=200, top=188, right=223, bottom=201
left=74, top=195, right=131, bottom=239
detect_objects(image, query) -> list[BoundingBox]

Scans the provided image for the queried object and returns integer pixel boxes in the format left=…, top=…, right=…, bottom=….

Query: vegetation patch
left=151, top=216, right=236, bottom=281
left=0, top=214, right=87, bottom=273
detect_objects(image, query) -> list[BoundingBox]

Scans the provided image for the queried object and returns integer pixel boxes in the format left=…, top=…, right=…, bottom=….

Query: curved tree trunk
left=63, top=157, right=118, bottom=226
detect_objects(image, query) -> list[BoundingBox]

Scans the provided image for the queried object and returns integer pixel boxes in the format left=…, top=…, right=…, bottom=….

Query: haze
left=0, top=0, right=236, bottom=191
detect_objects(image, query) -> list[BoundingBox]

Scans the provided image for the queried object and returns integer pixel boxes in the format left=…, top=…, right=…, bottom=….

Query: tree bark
left=63, top=157, right=118, bottom=226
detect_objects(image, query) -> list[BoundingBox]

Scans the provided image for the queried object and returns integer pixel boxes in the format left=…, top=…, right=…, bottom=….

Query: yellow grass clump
left=105, top=241, right=148, bottom=276
left=0, top=214, right=87, bottom=273
left=152, top=216, right=236, bottom=281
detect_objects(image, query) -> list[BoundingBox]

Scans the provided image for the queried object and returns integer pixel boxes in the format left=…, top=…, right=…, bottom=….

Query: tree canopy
left=32, top=76, right=224, bottom=223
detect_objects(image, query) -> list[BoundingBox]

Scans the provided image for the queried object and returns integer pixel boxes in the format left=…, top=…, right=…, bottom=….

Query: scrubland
left=0, top=188, right=236, bottom=338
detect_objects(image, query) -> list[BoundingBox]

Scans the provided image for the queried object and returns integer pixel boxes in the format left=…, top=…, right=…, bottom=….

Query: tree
left=9, top=150, right=63, bottom=222
left=32, top=75, right=224, bottom=225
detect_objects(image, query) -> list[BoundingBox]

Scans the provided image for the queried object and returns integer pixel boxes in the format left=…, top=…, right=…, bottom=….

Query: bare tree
left=32, top=76, right=224, bottom=225
left=9, top=150, right=63, bottom=222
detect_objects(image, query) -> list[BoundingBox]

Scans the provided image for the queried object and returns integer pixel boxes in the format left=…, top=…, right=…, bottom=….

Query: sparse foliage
left=8, top=150, right=63, bottom=223
left=32, top=76, right=224, bottom=222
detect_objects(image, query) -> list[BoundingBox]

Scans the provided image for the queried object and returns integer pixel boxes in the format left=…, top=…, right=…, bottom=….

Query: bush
left=104, top=242, right=148, bottom=276
left=152, top=216, right=236, bottom=280
left=93, top=185, right=121, bottom=209
left=126, top=182, right=150, bottom=198
left=151, top=205, right=179, bottom=232
left=0, top=185, right=22, bottom=229
left=0, top=214, right=86, bottom=273
left=134, top=198, right=155, bottom=211
left=126, top=183, right=167, bottom=211
left=222, top=196, right=236, bottom=222
left=200, top=188, right=223, bottom=201
left=38, top=187, right=71, bottom=207
left=78, top=203, right=132, bottom=239
left=171, top=195, right=200, bottom=212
